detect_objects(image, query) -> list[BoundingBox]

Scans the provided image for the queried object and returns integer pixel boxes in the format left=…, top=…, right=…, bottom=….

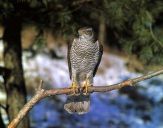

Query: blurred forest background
left=0, top=0, right=163, bottom=128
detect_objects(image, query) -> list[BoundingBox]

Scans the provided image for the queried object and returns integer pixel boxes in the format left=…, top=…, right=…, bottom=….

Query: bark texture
left=3, top=15, right=29, bottom=128
left=98, top=14, right=106, bottom=45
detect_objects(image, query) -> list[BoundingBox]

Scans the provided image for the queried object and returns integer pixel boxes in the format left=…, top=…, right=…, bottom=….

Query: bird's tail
left=64, top=94, right=90, bottom=114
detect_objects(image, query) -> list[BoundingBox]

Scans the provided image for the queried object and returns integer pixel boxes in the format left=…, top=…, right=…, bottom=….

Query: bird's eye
left=85, top=31, right=91, bottom=35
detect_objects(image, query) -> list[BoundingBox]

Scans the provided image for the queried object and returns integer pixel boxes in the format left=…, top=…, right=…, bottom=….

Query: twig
left=8, top=69, right=163, bottom=128
left=8, top=84, right=72, bottom=128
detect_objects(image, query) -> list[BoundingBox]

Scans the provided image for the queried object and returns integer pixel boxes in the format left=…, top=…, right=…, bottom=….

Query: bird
left=64, top=27, right=103, bottom=114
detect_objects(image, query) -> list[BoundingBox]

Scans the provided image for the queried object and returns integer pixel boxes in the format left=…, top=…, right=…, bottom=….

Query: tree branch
left=8, top=69, right=163, bottom=128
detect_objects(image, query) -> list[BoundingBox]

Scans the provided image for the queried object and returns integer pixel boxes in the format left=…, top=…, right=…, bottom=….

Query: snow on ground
left=23, top=48, right=138, bottom=89
left=22, top=47, right=163, bottom=128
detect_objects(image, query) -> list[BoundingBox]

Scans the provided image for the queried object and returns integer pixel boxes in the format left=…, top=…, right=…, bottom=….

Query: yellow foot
left=82, top=79, right=91, bottom=95
left=70, top=82, right=78, bottom=95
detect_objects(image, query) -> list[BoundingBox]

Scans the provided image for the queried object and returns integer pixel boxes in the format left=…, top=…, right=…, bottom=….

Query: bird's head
left=78, top=27, right=94, bottom=41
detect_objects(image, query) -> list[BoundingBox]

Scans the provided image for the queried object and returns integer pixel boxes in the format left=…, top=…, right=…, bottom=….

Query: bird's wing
left=93, top=40, right=103, bottom=77
left=67, top=41, right=72, bottom=79
left=67, top=38, right=77, bottom=79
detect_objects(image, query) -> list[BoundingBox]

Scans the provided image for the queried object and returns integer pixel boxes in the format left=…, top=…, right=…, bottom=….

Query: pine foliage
left=101, top=0, right=163, bottom=65
left=0, top=0, right=163, bottom=65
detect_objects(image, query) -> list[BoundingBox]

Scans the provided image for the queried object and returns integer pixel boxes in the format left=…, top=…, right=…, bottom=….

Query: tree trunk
left=3, top=16, right=29, bottom=128
left=98, top=15, right=106, bottom=45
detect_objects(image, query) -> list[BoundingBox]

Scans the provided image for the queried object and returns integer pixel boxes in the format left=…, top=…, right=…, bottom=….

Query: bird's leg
left=70, top=81, right=78, bottom=95
left=70, top=70, right=78, bottom=95
left=82, top=73, right=92, bottom=95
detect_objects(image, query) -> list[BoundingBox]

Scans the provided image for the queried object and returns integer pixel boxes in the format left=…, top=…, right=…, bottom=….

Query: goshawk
left=64, top=27, right=103, bottom=114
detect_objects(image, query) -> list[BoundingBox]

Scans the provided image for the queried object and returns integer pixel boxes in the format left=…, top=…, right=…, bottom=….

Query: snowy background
left=0, top=41, right=163, bottom=128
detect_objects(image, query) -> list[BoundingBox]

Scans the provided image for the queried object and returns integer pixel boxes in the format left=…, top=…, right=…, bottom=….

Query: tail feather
left=64, top=94, right=90, bottom=114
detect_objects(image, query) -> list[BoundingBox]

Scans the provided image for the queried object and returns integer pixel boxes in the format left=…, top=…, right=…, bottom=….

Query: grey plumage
left=64, top=95, right=90, bottom=114
left=64, top=27, right=103, bottom=114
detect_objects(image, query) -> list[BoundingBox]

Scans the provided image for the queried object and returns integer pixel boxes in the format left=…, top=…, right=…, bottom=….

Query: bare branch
left=8, top=88, right=72, bottom=128
left=90, top=69, right=163, bottom=92
left=8, top=69, right=163, bottom=128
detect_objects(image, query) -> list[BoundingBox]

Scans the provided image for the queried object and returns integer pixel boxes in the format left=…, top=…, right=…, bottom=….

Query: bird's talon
left=70, top=82, right=78, bottom=95
left=82, top=80, right=90, bottom=95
